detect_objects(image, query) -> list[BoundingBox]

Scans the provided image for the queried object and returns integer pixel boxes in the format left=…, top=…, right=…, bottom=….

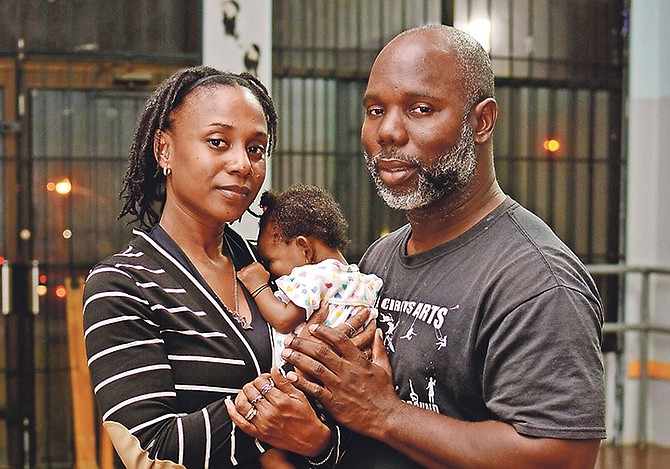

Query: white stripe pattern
left=83, top=228, right=284, bottom=465
left=230, top=420, right=238, bottom=466
left=84, top=315, right=142, bottom=339
left=137, top=281, right=187, bottom=295
left=134, top=229, right=263, bottom=375
left=161, top=329, right=227, bottom=338
left=129, top=412, right=179, bottom=434
left=167, top=355, right=244, bottom=365
left=177, top=417, right=184, bottom=465
left=86, top=266, right=132, bottom=281
left=175, top=384, right=241, bottom=394
left=115, top=263, right=165, bottom=274
left=83, top=291, right=149, bottom=312
left=136, top=281, right=160, bottom=288
left=151, top=304, right=206, bottom=316
left=87, top=338, right=164, bottom=366
left=103, top=391, right=176, bottom=421
left=202, top=408, right=211, bottom=469
left=94, top=364, right=171, bottom=394
left=254, top=438, right=264, bottom=452
left=118, top=246, right=143, bottom=257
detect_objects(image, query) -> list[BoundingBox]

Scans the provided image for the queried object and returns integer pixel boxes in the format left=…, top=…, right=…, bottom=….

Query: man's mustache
left=366, top=149, right=420, bottom=165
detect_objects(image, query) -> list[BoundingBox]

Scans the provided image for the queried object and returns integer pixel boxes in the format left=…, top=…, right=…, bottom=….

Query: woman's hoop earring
left=163, top=166, right=172, bottom=177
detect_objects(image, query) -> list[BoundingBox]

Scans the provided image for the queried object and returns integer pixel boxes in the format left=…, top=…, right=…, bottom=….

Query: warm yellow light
left=36, top=285, right=48, bottom=297
left=55, top=178, right=72, bottom=194
left=46, top=182, right=56, bottom=191
left=62, top=229, right=72, bottom=239
left=543, top=139, right=561, bottom=152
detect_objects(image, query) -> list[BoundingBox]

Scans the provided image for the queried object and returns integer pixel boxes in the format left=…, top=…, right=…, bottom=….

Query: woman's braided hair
left=258, top=184, right=350, bottom=250
left=118, top=65, right=278, bottom=228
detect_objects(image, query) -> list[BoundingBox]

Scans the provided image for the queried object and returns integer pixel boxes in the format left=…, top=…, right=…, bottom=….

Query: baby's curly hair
left=258, top=184, right=350, bottom=250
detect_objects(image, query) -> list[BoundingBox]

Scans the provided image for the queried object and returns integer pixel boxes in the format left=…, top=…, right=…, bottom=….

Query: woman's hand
left=225, top=367, right=331, bottom=458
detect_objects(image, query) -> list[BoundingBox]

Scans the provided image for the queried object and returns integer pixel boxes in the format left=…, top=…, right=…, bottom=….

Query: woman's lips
left=217, top=184, right=251, bottom=200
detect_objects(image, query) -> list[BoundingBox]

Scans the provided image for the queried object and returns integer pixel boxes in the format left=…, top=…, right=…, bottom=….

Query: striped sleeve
left=84, top=253, right=263, bottom=468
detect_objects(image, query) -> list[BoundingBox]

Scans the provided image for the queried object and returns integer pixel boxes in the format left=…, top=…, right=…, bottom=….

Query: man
left=282, top=24, right=605, bottom=468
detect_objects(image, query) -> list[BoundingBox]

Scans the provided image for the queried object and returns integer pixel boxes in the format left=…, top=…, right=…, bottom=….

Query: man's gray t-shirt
left=343, top=197, right=605, bottom=468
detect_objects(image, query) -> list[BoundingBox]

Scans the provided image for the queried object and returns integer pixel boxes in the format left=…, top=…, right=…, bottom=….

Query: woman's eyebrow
left=206, top=122, right=233, bottom=129
left=206, top=123, right=267, bottom=138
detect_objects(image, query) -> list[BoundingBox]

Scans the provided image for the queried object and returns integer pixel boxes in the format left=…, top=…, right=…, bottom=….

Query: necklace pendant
left=226, top=249, right=251, bottom=329
left=231, top=309, right=252, bottom=330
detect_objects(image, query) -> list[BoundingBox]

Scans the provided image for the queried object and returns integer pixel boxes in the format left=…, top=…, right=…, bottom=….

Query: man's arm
left=282, top=326, right=600, bottom=469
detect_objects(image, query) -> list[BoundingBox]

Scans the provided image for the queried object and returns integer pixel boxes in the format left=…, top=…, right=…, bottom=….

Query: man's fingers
left=341, top=306, right=371, bottom=332
left=285, top=370, right=332, bottom=402
left=350, top=316, right=375, bottom=350
left=371, top=328, right=392, bottom=374
left=282, top=337, right=341, bottom=383
left=304, top=322, right=362, bottom=359
left=305, top=302, right=329, bottom=328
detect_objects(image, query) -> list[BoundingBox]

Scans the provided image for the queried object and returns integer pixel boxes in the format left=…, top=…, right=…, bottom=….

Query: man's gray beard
left=364, top=118, right=477, bottom=211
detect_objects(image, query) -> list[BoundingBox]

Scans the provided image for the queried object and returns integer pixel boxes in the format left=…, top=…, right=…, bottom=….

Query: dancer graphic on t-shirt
left=400, top=323, right=417, bottom=341
left=379, top=313, right=397, bottom=352
left=408, top=379, right=419, bottom=406
left=427, top=377, right=436, bottom=405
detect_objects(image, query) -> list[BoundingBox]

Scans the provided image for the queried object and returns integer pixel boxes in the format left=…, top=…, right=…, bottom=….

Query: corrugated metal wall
left=0, top=0, right=625, bottom=466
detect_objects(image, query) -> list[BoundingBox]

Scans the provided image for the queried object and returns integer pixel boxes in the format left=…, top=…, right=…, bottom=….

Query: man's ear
left=295, top=236, right=316, bottom=264
left=472, top=97, right=498, bottom=145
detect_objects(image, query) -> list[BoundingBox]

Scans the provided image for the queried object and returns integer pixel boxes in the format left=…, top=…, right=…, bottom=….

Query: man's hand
left=282, top=322, right=398, bottom=437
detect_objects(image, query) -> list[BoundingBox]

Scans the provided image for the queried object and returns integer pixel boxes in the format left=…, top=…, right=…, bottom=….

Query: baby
left=237, top=184, right=383, bottom=368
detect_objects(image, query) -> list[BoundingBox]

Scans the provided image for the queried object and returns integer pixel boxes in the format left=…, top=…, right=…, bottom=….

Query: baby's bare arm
left=237, top=262, right=271, bottom=292
left=238, top=263, right=306, bottom=333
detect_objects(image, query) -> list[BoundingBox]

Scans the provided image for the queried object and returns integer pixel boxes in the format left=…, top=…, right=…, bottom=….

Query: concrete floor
left=595, top=444, right=670, bottom=469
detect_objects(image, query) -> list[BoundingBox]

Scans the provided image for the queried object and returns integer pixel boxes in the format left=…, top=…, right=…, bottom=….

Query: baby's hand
left=237, top=262, right=271, bottom=291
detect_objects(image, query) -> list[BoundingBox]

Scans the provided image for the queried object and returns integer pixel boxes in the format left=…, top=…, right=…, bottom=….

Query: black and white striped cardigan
left=84, top=226, right=274, bottom=468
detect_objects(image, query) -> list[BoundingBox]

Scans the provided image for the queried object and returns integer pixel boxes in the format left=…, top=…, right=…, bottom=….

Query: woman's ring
left=244, top=406, right=258, bottom=421
left=250, top=394, right=264, bottom=405
left=343, top=321, right=357, bottom=337
left=260, top=379, right=274, bottom=397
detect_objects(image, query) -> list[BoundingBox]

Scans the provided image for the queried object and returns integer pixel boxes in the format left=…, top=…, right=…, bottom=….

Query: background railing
left=586, top=264, right=670, bottom=445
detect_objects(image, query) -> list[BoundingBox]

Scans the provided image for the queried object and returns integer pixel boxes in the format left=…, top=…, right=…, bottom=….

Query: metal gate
left=271, top=0, right=625, bottom=347
left=0, top=1, right=200, bottom=465
left=0, top=62, right=158, bottom=468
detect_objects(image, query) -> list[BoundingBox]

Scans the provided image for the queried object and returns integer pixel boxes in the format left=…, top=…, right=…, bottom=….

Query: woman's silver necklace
left=228, top=259, right=252, bottom=329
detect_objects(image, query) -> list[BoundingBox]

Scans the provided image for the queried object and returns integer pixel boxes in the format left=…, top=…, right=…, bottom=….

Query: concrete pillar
left=624, top=0, right=670, bottom=446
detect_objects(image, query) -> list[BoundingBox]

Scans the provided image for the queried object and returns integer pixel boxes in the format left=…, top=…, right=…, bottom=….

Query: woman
left=83, top=66, right=368, bottom=468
